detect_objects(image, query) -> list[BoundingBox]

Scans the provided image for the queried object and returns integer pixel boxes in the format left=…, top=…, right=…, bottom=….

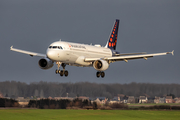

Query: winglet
left=171, top=50, right=174, bottom=56
left=167, top=50, right=174, bottom=55
left=10, top=46, right=13, bottom=50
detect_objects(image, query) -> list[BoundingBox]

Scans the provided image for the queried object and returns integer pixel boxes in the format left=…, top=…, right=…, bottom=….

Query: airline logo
left=108, top=19, right=119, bottom=50
left=68, top=44, right=86, bottom=49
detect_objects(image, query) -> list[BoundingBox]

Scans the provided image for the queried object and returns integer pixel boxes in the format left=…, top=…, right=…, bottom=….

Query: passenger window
left=53, top=46, right=57, bottom=48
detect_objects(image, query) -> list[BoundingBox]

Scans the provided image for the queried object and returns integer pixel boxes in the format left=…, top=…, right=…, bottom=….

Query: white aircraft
left=10, top=19, right=174, bottom=78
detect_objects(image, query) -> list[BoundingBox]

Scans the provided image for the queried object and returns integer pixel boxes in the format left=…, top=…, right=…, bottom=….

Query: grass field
left=128, top=103, right=180, bottom=106
left=0, top=109, right=180, bottom=120
left=127, top=103, right=180, bottom=108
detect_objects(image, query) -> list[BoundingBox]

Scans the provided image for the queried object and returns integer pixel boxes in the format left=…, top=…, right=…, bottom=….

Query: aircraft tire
left=101, top=72, right=105, bottom=78
left=60, top=70, right=64, bottom=76
left=64, top=71, right=68, bottom=77
left=55, top=70, right=58, bottom=74
left=96, top=72, right=101, bottom=78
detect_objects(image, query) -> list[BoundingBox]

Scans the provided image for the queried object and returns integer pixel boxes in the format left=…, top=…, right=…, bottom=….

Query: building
left=139, top=96, right=148, bottom=103
left=16, top=97, right=30, bottom=107
left=127, top=96, right=135, bottom=103
left=109, top=99, right=120, bottom=104
left=95, top=97, right=108, bottom=104
left=166, top=96, right=173, bottom=103
left=159, top=97, right=166, bottom=103
left=78, top=96, right=89, bottom=101
left=113, top=97, right=120, bottom=101
left=109, top=97, right=120, bottom=104
left=174, top=97, right=180, bottom=103
left=118, top=94, right=125, bottom=98
left=54, top=97, right=74, bottom=101
left=154, top=96, right=160, bottom=103
left=48, top=96, right=53, bottom=99
left=147, top=97, right=154, bottom=103
left=120, top=97, right=128, bottom=103
left=0, top=92, right=3, bottom=98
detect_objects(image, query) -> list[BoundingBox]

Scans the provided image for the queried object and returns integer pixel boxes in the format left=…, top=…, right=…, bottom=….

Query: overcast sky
left=0, top=0, right=179, bottom=84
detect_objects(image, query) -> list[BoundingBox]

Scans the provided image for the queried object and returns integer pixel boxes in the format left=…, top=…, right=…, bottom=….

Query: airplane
left=10, top=19, right=174, bottom=78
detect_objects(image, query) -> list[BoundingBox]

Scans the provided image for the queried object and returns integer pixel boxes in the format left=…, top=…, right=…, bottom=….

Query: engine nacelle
left=38, top=58, right=54, bottom=70
left=93, top=60, right=109, bottom=71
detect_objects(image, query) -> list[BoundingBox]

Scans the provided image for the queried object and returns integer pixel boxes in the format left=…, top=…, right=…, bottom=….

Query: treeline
left=0, top=81, right=180, bottom=98
left=28, top=98, right=97, bottom=109
left=28, top=99, right=71, bottom=109
left=0, top=98, right=19, bottom=107
left=28, top=99, right=128, bottom=110
left=1, top=98, right=180, bottom=110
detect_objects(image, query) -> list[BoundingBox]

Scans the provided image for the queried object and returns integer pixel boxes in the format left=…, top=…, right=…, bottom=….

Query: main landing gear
left=55, top=62, right=68, bottom=77
left=96, top=71, right=105, bottom=78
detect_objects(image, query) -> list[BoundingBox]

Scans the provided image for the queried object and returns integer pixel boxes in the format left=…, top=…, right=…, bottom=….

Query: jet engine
left=38, top=58, right=54, bottom=69
left=93, top=60, right=109, bottom=71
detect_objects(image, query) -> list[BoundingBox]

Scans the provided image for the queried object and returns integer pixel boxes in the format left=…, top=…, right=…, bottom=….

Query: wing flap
left=85, top=57, right=100, bottom=62
left=10, top=46, right=46, bottom=57
left=85, top=51, right=174, bottom=62
left=119, top=52, right=147, bottom=56
left=105, top=52, right=173, bottom=62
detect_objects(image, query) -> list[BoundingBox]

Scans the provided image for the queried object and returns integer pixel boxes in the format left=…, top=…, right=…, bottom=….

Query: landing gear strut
left=55, top=62, right=68, bottom=77
left=96, top=71, right=105, bottom=78
left=55, top=62, right=61, bottom=74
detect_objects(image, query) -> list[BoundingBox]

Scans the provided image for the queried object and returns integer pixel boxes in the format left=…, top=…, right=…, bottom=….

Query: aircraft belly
left=62, top=51, right=78, bottom=64
left=63, top=44, right=112, bottom=66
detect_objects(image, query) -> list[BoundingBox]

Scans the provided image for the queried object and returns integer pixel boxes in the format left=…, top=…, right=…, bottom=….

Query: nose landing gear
left=55, top=62, right=61, bottom=74
left=96, top=71, right=105, bottom=78
left=55, top=62, right=68, bottom=77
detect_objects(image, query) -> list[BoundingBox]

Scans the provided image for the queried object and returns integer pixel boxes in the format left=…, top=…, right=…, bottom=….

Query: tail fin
left=106, top=19, right=119, bottom=50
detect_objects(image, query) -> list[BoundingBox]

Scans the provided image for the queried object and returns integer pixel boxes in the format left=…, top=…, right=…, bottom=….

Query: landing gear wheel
left=56, top=62, right=61, bottom=74
left=96, top=72, right=101, bottom=78
left=56, top=63, right=69, bottom=77
left=60, top=70, right=64, bottom=76
left=55, top=70, right=58, bottom=74
left=101, top=72, right=105, bottom=78
left=64, top=71, right=68, bottom=77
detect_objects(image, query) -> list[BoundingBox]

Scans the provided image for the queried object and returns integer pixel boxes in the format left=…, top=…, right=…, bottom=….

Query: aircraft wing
left=10, top=46, right=46, bottom=57
left=85, top=51, right=174, bottom=62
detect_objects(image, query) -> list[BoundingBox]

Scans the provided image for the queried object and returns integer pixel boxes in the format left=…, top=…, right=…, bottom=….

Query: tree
left=5, top=94, right=8, bottom=97
left=34, top=89, right=39, bottom=97
left=167, top=93, right=175, bottom=99
left=40, top=89, right=44, bottom=98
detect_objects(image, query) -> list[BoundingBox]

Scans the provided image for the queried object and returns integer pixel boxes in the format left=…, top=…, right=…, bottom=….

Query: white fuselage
left=46, top=41, right=112, bottom=67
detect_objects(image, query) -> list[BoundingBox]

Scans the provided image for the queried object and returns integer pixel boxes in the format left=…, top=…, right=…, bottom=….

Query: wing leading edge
left=85, top=51, right=174, bottom=62
left=10, top=46, right=46, bottom=57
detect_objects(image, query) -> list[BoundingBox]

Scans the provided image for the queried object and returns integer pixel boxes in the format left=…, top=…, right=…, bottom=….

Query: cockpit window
left=58, top=46, right=63, bottom=49
left=53, top=46, right=57, bottom=48
left=49, top=46, right=52, bottom=48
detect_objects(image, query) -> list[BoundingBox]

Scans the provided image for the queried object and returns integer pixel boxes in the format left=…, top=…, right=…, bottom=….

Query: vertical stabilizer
left=106, top=19, right=119, bottom=50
